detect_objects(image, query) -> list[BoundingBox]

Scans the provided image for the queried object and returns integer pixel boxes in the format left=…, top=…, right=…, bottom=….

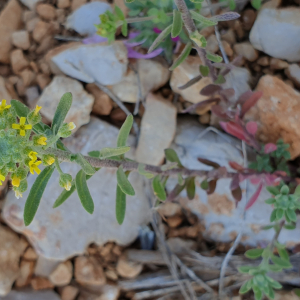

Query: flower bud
left=42, top=155, right=55, bottom=166
left=27, top=105, right=42, bottom=125
left=59, top=173, right=73, bottom=191
left=57, top=122, right=76, bottom=138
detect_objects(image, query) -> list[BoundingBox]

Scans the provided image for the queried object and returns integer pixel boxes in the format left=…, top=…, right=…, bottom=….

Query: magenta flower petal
left=264, top=143, right=277, bottom=154
left=127, top=46, right=164, bottom=59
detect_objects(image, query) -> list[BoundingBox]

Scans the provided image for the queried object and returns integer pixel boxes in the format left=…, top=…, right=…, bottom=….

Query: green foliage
left=152, top=175, right=167, bottom=201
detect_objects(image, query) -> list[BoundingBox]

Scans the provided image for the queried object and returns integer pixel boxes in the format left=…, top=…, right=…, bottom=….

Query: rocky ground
left=1, top=0, right=300, bottom=299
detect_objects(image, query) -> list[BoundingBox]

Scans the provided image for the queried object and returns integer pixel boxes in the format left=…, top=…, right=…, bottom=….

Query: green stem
left=54, top=159, right=64, bottom=175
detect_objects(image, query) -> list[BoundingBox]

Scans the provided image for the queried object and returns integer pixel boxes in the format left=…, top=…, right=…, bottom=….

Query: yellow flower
left=12, top=175, right=21, bottom=187
left=34, top=105, right=42, bottom=115
left=45, top=156, right=55, bottom=165
left=37, top=136, right=47, bottom=146
left=29, top=151, right=38, bottom=161
left=15, top=191, right=23, bottom=199
left=29, top=160, right=42, bottom=175
left=12, top=117, right=32, bottom=136
left=0, top=172, right=5, bottom=186
left=0, top=99, right=11, bottom=113
left=67, top=122, right=76, bottom=130
left=64, top=181, right=72, bottom=191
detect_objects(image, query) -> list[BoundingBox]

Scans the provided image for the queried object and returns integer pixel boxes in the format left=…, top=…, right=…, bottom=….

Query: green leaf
left=265, top=277, right=282, bottom=289
left=293, top=288, right=300, bottom=297
left=116, top=184, right=126, bottom=225
left=115, top=5, right=125, bottom=20
left=280, top=185, right=289, bottom=195
left=121, top=21, right=128, bottom=37
left=271, top=255, right=292, bottom=268
left=214, top=74, right=226, bottom=84
left=278, top=248, right=290, bottom=262
left=189, top=31, right=207, bottom=48
left=178, top=173, right=184, bottom=185
left=138, top=163, right=154, bottom=179
left=201, top=179, right=209, bottom=190
left=268, top=264, right=282, bottom=272
left=161, top=162, right=178, bottom=171
left=117, top=114, right=133, bottom=147
left=286, top=208, right=297, bottom=222
left=200, top=65, right=209, bottom=77
left=152, top=175, right=167, bottom=201
left=88, top=151, right=100, bottom=158
left=53, top=180, right=76, bottom=208
left=171, top=9, right=182, bottom=38
left=238, top=265, right=252, bottom=274
left=284, top=223, right=296, bottom=230
left=190, top=10, right=217, bottom=26
left=262, top=224, right=274, bottom=230
left=11, top=99, right=30, bottom=117
left=266, top=186, right=280, bottom=196
left=276, top=208, right=284, bottom=220
left=99, top=146, right=130, bottom=159
left=245, top=248, right=264, bottom=259
left=24, top=166, right=55, bottom=226
left=270, top=209, right=278, bottom=222
left=229, top=0, right=236, bottom=10
left=254, top=290, right=263, bottom=300
left=73, top=153, right=95, bottom=175
left=206, top=51, right=223, bottom=63
left=164, top=148, right=183, bottom=167
left=294, top=185, right=300, bottom=196
left=169, top=42, right=192, bottom=71
left=148, top=24, right=172, bottom=53
left=186, top=177, right=195, bottom=200
left=251, top=0, right=262, bottom=10
left=239, top=280, right=252, bottom=294
left=265, top=198, right=276, bottom=204
left=117, top=166, right=135, bottom=196
left=51, top=92, right=72, bottom=135
left=75, top=169, right=94, bottom=214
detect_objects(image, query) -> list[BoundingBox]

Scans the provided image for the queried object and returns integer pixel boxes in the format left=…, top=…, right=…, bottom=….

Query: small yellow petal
left=20, top=130, right=25, bottom=136
left=12, top=124, right=20, bottom=129
left=12, top=177, right=20, bottom=187
left=67, top=122, right=76, bottom=130
left=34, top=166, right=41, bottom=175
left=20, top=117, right=26, bottom=125
left=34, top=105, right=42, bottom=114
left=0, top=174, right=5, bottom=181
left=24, top=125, right=32, bottom=130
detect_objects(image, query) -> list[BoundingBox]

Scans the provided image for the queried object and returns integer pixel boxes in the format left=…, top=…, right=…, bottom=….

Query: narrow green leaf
left=24, top=166, right=55, bottom=226
left=99, top=146, right=130, bottom=159
left=270, top=209, right=278, bottom=222
left=115, top=5, right=125, bottom=20
left=284, top=223, right=296, bottom=230
left=186, top=177, right=196, bottom=200
left=117, top=114, right=133, bottom=147
left=239, top=280, right=252, bottom=294
left=245, top=248, right=264, bottom=259
left=117, top=166, right=135, bottom=196
left=265, top=198, right=276, bottom=204
left=11, top=99, right=30, bottom=117
left=294, top=185, right=300, bottom=196
left=88, top=151, right=100, bottom=158
left=189, top=31, right=207, bottom=48
left=152, top=175, right=167, bottom=201
left=201, top=179, right=209, bottom=190
left=200, top=65, right=209, bottom=77
left=178, top=173, right=184, bottom=185
left=206, top=51, right=223, bottom=63
left=190, top=10, right=217, bottom=26
left=254, top=290, right=263, bottom=300
left=251, top=0, right=262, bottom=10
left=268, top=264, right=282, bottom=272
left=262, top=224, right=274, bottom=230
left=286, top=208, right=297, bottom=222
left=171, top=9, right=182, bottom=38
left=73, top=153, right=95, bottom=175
left=265, top=277, right=282, bottom=289
left=121, top=21, right=128, bottom=37
left=138, top=163, right=154, bottom=179
left=266, top=186, right=280, bottom=196
left=238, top=265, right=252, bottom=274
left=148, top=24, right=172, bottom=53
left=116, top=184, right=126, bottom=225
left=75, top=169, right=94, bottom=214
left=229, top=0, right=236, bottom=10
left=164, top=148, right=183, bottom=167
left=53, top=180, right=76, bottom=208
left=276, top=208, right=284, bottom=220
left=271, top=255, right=292, bottom=268
left=169, top=42, right=192, bottom=71
left=214, top=74, right=226, bottom=84
left=161, top=162, right=178, bottom=171
left=278, top=248, right=290, bottom=262
left=52, top=92, right=72, bottom=135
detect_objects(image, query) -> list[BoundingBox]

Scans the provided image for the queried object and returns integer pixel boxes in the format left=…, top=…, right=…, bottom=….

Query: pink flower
left=264, top=143, right=277, bottom=154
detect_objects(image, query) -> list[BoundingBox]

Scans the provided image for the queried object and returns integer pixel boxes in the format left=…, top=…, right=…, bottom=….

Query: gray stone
left=233, top=42, right=258, bottom=62
left=110, top=59, right=170, bottom=103
left=66, top=2, right=112, bottom=36
left=2, top=117, right=151, bottom=261
left=50, top=42, right=128, bottom=85
left=34, top=256, right=62, bottom=277
left=167, top=117, right=300, bottom=247
left=0, top=77, right=12, bottom=103
left=250, top=8, right=300, bottom=62
left=0, top=225, right=27, bottom=296
left=0, top=290, right=61, bottom=300
left=37, top=76, right=94, bottom=131
left=135, top=93, right=177, bottom=166
left=285, top=64, right=300, bottom=89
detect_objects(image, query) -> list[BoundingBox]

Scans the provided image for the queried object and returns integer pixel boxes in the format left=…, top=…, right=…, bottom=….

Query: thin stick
left=95, top=82, right=140, bottom=137
left=129, top=63, right=144, bottom=115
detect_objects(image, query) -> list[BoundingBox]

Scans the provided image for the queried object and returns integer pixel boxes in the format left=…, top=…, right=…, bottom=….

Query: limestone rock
left=31, top=277, right=54, bottom=290
left=0, top=0, right=22, bottom=64
left=234, top=42, right=258, bottom=62
left=110, top=59, right=170, bottom=103
left=170, top=56, right=211, bottom=104
left=60, top=286, right=79, bottom=300
left=50, top=42, right=128, bottom=85
left=10, top=50, right=29, bottom=74
left=135, top=93, right=177, bottom=166
left=36, top=4, right=56, bottom=21
left=0, top=225, right=27, bottom=296
left=37, top=76, right=94, bottom=131
left=167, top=117, right=300, bottom=246
left=0, top=290, right=61, bottom=300
left=2, top=117, right=151, bottom=260
left=66, top=2, right=112, bottom=36
left=116, top=254, right=143, bottom=279
left=34, top=256, right=62, bottom=277
left=285, top=64, right=300, bottom=89
left=0, top=77, right=12, bottom=102
left=250, top=8, right=300, bottom=62
left=75, top=256, right=106, bottom=287
left=12, top=31, right=30, bottom=50
left=15, top=260, right=35, bottom=288
left=245, top=75, right=300, bottom=159
left=23, top=248, right=38, bottom=261
left=49, top=261, right=73, bottom=286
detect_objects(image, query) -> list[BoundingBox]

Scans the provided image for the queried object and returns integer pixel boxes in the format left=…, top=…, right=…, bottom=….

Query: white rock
left=167, top=117, right=300, bottom=247
left=110, top=59, right=170, bottom=103
left=135, top=93, right=177, bottom=166
left=66, top=2, right=112, bottom=36
left=170, top=56, right=211, bottom=104
left=50, top=42, right=128, bottom=85
left=0, top=77, right=12, bottom=102
left=34, top=256, right=62, bottom=277
left=250, top=8, right=300, bottom=62
left=285, top=64, right=300, bottom=88
left=2, top=117, right=151, bottom=261
left=37, top=76, right=94, bottom=131
left=19, top=0, right=39, bottom=10
left=0, top=225, right=27, bottom=296
left=0, top=290, right=61, bottom=300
